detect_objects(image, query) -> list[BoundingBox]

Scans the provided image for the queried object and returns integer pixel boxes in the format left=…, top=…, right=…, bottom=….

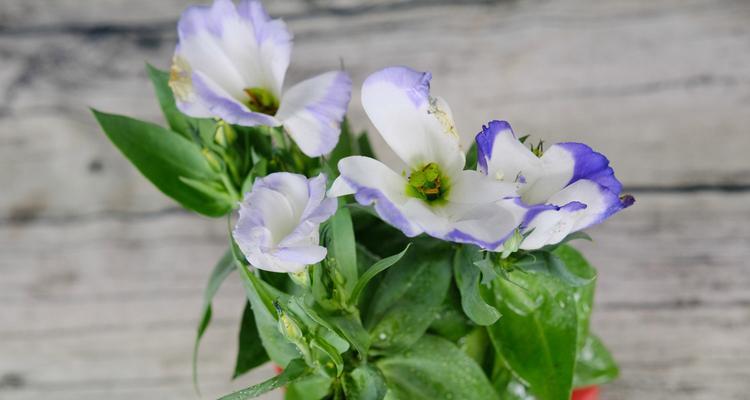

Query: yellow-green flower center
left=244, top=87, right=279, bottom=115
left=407, top=163, right=450, bottom=203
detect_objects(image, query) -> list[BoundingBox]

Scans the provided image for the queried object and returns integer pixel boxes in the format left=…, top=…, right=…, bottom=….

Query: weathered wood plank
left=1, top=0, right=749, bottom=223
left=1, top=192, right=749, bottom=399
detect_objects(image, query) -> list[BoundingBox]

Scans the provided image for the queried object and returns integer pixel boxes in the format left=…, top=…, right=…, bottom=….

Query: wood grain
left=1, top=0, right=749, bottom=399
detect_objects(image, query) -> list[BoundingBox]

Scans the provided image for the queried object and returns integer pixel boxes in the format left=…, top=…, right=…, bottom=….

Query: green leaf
left=453, top=246, right=501, bottom=325
left=428, top=284, right=473, bottom=342
left=92, top=109, right=231, bottom=217
left=235, top=260, right=300, bottom=366
left=233, top=301, right=270, bottom=378
left=219, top=358, right=311, bottom=400
left=377, top=335, right=496, bottom=400
left=356, top=131, right=375, bottom=158
left=317, top=310, right=371, bottom=358
left=324, top=205, right=358, bottom=295
left=366, top=242, right=452, bottom=351
left=552, top=245, right=597, bottom=350
left=514, top=251, right=594, bottom=288
left=193, top=249, right=235, bottom=391
left=145, top=64, right=215, bottom=140
left=351, top=244, right=411, bottom=305
left=241, top=158, right=268, bottom=195
left=485, top=269, right=578, bottom=400
left=574, top=334, right=619, bottom=387
left=464, top=141, right=478, bottom=170
left=285, top=373, right=333, bottom=400
left=343, top=364, right=388, bottom=400
left=490, top=360, right=537, bottom=400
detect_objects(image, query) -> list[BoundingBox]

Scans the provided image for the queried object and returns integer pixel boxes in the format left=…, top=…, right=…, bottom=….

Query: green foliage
left=234, top=302, right=270, bottom=379
left=220, top=358, right=311, bottom=400
left=453, top=246, right=501, bottom=325
left=365, top=242, right=452, bottom=351
left=574, top=334, right=619, bottom=387
left=91, top=109, right=233, bottom=216
left=377, top=335, right=496, bottom=400
left=193, top=249, right=236, bottom=390
left=485, top=268, right=578, bottom=400
left=343, top=364, right=388, bottom=400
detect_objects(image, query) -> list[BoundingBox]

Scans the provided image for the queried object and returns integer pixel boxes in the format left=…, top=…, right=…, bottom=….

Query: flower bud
left=289, top=270, right=310, bottom=288
left=214, top=120, right=237, bottom=147
left=500, top=229, right=523, bottom=259
left=201, top=148, right=222, bottom=173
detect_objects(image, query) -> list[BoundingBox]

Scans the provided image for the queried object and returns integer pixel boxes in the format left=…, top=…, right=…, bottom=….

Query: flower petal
left=475, top=120, right=541, bottom=180
left=191, top=72, right=280, bottom=126
left=235, top=0, right=292, bottom=95
left=519, top=201, right=586, bottom=250
left=361, top=66, right=464, bottom=173
left=547, top=179, right=632, bottom=231
left=276, top=71, right=352, bottom=156
left=449, top=169, right=518, bottom=204
left=331, top=156, right=423, bottom=237
left=440, top=200, right=528, bottom=251
left=552, top=142, right=623, bottom=194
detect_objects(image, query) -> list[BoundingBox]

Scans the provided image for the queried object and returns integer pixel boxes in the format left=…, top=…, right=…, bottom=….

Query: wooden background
left=1, top=0, right=749, bottom=399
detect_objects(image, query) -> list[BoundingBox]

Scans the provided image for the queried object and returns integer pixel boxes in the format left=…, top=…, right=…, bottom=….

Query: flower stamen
left=244, top=87, right=279, bottom=115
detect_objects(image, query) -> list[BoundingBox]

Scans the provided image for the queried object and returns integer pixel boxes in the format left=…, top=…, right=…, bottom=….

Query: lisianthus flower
left=169, top=0, right=352, bottom=156
left=475, top=120, right=634, bottom=250
left=329, top=67, right=526, bottom=251
left=233, top=172, right=337, bottom=273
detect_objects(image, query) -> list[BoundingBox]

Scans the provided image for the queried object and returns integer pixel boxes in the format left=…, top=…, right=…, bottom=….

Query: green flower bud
left=289, top=270, right=310, bottom=288
left=500, top=229, right=523, bottom=259
left=214, top=120, right=237, bottom=147
left=201, top=148, right=222, bottom=173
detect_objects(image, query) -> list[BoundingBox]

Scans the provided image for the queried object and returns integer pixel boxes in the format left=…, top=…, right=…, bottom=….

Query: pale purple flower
left=329, top=67, right=527, bottom=251
left=475, top=120, right=634, bottom=250
left=233, top=173, right=337, bottom=273
left=169, top=0, right=352, bottom=156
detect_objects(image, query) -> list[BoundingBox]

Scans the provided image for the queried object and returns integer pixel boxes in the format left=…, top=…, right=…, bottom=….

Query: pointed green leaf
left=574, top=334, right=619, bottom=387
left=453, top=246, right=501, bottom=325
left=553, top=245, right=597, bottom=350
left=324, top=205, right=358, bottom=294
left=92, top=109, right=231, bottom=217
left=233, top=301, right=270, bottom=379
left=366, top=242, right=452, bottom=351
left=351, top=244, right=411, bottom=305
left=377, top=335, right=496, bottom=400
left=193, top=249, right=235, bottom=391
left=219, top=358, right=311, bottom=400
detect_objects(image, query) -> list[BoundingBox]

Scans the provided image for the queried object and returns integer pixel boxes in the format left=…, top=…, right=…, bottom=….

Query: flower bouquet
left=93, top=1, right=634, bottom=399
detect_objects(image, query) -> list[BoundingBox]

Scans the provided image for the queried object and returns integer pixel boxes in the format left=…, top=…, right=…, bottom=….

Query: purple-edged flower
left=168, top=0, right=352, bottom=157
left=233, top=172, right=337, bottom=273
left=328, top=67, right=527, bottom=251
left=475, top=120, right=634, bottom=250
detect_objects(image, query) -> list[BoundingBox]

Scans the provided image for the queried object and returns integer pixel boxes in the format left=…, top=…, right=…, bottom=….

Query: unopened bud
left=214, top=121, right=237, bottom=147
left=289, top=270, right=310, bottom=288
left=275, top=302, right=303, bottom=342
left=201, top=148, right=222, bottom=172
left=500, top=229, right=523, bottom=259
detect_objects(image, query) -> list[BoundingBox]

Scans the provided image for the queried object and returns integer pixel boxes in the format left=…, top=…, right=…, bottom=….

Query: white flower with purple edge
left=475, top=120, right=634, bottom=250
left=169, top=0, right=352, bottom=157
left=329, top=66, right=528, bottom=251
left=233, top=172, right=337, bottom=273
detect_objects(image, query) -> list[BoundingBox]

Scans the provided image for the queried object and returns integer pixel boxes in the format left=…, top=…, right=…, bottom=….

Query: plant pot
left=572, top=386, right=599, bottom=400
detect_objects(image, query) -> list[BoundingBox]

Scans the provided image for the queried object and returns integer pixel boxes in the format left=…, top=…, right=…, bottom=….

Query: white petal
left=475, top=120, right=541, bottom=182
left=521, top=144, right=575, bottom=204
left=276, top=71, right=352, bottom=157
left=333, top=156, right=423, bottom=237
left=361, top=66, right=464, bottom=173
left=547, top=179, right=622, bottom=231
left=449, top=169, right=518, bottom=204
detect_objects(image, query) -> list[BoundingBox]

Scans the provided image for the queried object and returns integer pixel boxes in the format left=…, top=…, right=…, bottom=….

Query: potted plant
left=93, top=1, right=633, bottom=398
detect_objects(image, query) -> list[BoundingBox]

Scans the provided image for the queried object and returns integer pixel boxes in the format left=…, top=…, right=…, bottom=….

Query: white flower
left=169, top=0, right=352, bottom=156
left=328, top=67, right=526, bottom=251
left=475, top=120, right=634, bottom=250
left=233, top=172, right=337, bottom=273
